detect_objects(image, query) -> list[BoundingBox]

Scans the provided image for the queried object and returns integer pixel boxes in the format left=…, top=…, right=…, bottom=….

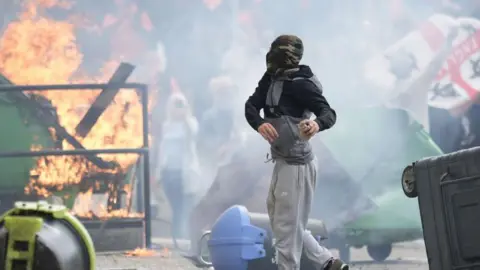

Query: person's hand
left=258, top=123, right=278, bottom=143
left=298, top=119, right=320, bottom=139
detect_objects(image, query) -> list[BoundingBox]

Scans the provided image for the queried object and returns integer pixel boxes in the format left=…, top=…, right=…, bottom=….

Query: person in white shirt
left=155, top=93, right=201, bottom=240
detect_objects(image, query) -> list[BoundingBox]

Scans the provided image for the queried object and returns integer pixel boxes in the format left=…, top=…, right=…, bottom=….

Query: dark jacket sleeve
left=245, top=72, right=270, bottom=131
left=295, top=79, right=337, bottom=131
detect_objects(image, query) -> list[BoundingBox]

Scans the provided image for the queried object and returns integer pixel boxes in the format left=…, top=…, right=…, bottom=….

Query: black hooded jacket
left=245, top=65, right=337, bottom=132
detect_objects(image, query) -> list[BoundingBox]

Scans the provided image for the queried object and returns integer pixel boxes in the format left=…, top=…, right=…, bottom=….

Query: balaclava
left=266, top=34, right=304, bottom=74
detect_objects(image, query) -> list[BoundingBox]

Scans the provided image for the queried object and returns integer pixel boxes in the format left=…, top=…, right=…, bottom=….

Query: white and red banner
left=420, top=18, right=480, bottom=109
left=364, top=14, right=480, bottom=116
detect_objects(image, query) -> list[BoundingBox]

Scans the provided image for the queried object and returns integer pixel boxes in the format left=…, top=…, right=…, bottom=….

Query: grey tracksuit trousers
left=264, top=72, right=334, bottom=269
left=267, top=159, right=333, bottom=270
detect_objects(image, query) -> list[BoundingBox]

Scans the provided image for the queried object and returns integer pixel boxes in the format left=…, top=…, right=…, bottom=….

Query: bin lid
left=208, top=205, right=267, bottom=270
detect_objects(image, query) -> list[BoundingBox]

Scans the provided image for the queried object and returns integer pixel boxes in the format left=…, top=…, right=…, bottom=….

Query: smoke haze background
left=1, top=0, right=476, bottom=238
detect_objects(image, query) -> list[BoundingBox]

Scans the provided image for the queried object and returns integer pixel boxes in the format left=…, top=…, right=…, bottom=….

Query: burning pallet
left=0, top=62, right=152, bottom=251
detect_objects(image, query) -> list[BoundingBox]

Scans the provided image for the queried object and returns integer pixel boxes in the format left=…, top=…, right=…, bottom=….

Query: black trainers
left=325, top=258, right=349, bottom=270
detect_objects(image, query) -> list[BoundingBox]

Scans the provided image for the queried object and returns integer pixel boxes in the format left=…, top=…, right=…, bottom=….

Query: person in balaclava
left=244, top=35, right=348, bottom=270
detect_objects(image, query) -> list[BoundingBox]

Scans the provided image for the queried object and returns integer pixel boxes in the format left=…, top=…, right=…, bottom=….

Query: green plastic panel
left=0, top=103, right=52, bottom=190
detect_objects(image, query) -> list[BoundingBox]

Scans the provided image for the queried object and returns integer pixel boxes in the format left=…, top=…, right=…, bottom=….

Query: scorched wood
left=75, top=62, right=135, bottom=138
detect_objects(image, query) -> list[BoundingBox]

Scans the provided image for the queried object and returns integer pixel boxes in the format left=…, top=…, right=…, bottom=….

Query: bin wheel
left=402, top=165, right=418, bottom=198
left=338, top=245, right=350, bottom=263
left=367, top=244, right=392, bottom=262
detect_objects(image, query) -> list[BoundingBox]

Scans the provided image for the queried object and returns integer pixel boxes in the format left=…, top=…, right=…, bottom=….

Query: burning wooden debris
left=0, top=0, right=149, bottom=220
left=125, top=248, right=171, bottom=258
left=75, top=62, right=135, bottom=138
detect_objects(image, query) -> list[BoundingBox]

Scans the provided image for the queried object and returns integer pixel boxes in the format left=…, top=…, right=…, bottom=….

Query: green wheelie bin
left=0, top=89, right=54, bottom=214
left=320, top=106, right=441, bottom=262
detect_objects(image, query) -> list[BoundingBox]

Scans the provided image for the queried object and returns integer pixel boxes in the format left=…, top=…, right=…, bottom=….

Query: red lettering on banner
left=436, top=30, right=480, bottom=98
left=419, top=21, right=480, bottom=97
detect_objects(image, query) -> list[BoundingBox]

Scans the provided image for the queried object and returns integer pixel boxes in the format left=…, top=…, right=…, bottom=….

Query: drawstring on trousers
left=265, top=153, right=275, bottom=163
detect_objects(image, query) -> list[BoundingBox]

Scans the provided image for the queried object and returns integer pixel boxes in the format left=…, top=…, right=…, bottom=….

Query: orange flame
left=0, top=0, right=153, bottom=218
left=125, top=247, right=171, bottom=257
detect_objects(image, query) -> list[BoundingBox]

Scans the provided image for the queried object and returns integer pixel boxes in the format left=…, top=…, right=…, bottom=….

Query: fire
left=125, top=247, right=171, bottom=258
left=0, top=0, right=151, bottom=217
left=71, top=187, right=143, bottom=219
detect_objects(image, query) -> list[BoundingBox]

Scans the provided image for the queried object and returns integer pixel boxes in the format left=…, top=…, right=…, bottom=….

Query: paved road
left=96, top=240, right=429, bottom=270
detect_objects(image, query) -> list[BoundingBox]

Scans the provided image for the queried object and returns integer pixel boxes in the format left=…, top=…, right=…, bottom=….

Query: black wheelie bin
left=401, top=147, right=480, bottom=270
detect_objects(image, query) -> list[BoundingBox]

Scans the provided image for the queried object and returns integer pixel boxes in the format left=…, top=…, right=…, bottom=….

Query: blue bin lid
left=208, top=205, right=267, bottom=270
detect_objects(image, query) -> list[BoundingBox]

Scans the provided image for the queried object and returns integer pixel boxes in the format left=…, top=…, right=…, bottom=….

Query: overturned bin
left=195, top=205, right=328, bottom=270
left=0, top=201, right=95, bottom=270
left=402, top=146, right=480, bottom=270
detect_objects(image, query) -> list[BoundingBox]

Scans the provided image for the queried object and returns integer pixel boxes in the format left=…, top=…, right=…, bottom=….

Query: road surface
left=96, top=240, right=429, bottom=270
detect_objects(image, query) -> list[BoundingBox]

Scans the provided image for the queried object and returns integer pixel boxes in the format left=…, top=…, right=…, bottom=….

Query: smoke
left=0, top=0, right=461, bottom=240
left=151, top=0, right=449, bottom=238
left=215, top=1, right=449, bottom=233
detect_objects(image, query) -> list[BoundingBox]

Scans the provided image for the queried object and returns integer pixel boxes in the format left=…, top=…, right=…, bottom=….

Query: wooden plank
left=0, top=72, right=116, bottom=169
left=75, top=62, right=135, bottom=138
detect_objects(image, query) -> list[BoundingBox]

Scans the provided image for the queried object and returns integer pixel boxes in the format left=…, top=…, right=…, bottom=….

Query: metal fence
left=0, top=82, right=152, bottom=247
